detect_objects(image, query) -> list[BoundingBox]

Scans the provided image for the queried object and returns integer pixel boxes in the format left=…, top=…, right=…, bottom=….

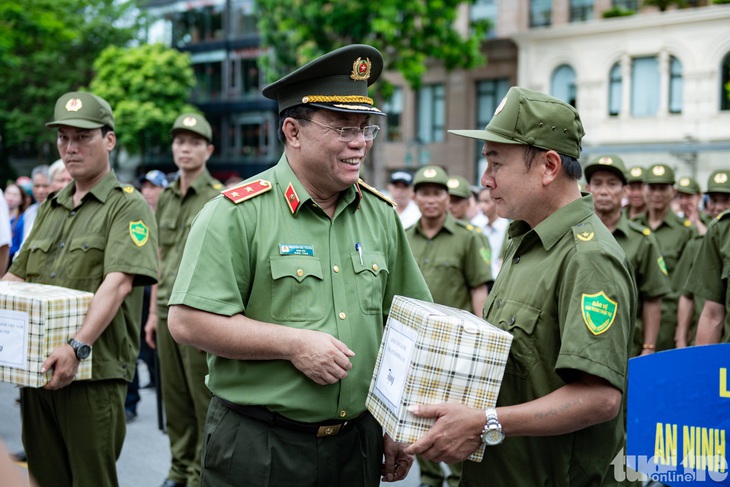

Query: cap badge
left=424, top=168, right=437, bottom=178
left=494, top=96, right=507, bottom=116
left=715, top=173, right=728, bottom=184
left=598, top=157, right=613, bottom=165
left=182, top=116, right=198, bottom=127
left=630, top=168, right=643, bottom=177
left=65, top=98, right=83, bottom=112
left=653, top=166, right=665, bottom=176
left=350, top=57, right=371, bottom=81
left=679, top=177, right=690, bottom=187
left=447, top=178, right=459, bottom=189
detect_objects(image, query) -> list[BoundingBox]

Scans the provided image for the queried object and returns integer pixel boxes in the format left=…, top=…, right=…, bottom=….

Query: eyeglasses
left=296, top=118, right=380, bottom=142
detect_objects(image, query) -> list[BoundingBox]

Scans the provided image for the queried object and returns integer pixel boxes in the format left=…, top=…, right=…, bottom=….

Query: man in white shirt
left=21, top=164, right=52, bottom=243
left=477, top=187, right=508, bottom=281
left=387, top=170, right=421, bottom=229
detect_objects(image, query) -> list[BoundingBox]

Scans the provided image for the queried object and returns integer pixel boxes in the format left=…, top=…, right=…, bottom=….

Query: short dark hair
left=277, top=106, right=317, bottom=144
left=523, top=145, right=581, bottom=181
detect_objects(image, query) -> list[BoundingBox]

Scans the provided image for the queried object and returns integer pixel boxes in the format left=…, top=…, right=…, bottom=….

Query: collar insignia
left=222, top=179, right=271, bottom=204
left=284, top=182, right=301, bottom=214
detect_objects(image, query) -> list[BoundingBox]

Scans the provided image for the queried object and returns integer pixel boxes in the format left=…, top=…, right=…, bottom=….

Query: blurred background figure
left=625, top=165, right=647, bottom=220
left=48, top=158, right=73, bottom=192
left=387, top=170, right=420, bottom=229
left=139, top=170, right=168, bottom=212
left=675, top=176, right=706, bottom=235
left=477, top=187, right=509, bottom=284
left=5, top=183, right=29, bottom=263
left=20, top=165, right=51, bottom=244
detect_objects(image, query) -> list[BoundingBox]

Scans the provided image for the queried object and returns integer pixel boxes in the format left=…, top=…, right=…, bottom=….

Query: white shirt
left=22, top=202, right=39, bottom=242
left=397, top=200, right=421, bottom=230
left=470, top=211, right=489, bottom=230
left=483, top=216, right=509, bottom=279
left=0, top=189, right=11, bottom=247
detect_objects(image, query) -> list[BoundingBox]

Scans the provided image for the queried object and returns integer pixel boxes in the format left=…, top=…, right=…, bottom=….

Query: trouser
left=158, top=313, right=212, bottom=487
left=418, top=456, right=463, bottom=487
left=200, top=397, right=384, bottom=487
left=21, top=379, right=126, bottom=487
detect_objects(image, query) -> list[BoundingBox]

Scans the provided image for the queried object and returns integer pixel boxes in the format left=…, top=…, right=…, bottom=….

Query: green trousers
left=21, top=379, right=126, bottom=487
left=200, top=398, right=384, bottom=487
left=417, top=456, right=463, bottom=487
left=158, top=313, right=212, bottom=487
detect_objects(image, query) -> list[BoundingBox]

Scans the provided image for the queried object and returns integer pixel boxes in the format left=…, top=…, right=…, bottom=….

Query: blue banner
left=626, top=344, right=730, bottom=485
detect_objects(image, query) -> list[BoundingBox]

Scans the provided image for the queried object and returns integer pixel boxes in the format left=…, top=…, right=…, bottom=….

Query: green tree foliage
left=0, top=0, right=143, bottom=177
left=255, top=0, right=490, bottom=92
left=90, top=44, right=198, bottom=158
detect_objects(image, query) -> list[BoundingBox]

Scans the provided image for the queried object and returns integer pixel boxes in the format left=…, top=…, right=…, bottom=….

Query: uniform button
left=82, top=243, right=90, bottom=250
left=59, top=242, right=65, bottom=249
left=372, top=264, right=378, bottom=271
left=508, top=316, right=516, bottom=325
left=339, top=410, right=347, bottom=418
left=69, top=211, right=76, bottom=217
left=333, top=265, right=340, bottom=273
left=50, top=272, right=56, bottom=278
left=296, top=269, right=304, bottom=277
left=497, top=299, right=502, bottom=308
left=339, top=312, right=346, bottom=320
left=513, top=255, right=520, bottom=264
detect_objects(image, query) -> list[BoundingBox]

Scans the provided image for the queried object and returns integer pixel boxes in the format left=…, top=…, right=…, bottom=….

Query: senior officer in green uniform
left=404, top=87, right=637, bottom=487
left=584, top=155, right=671, bottom=357
left=3, top=91, right=158, bottom=487
left=635, top=164, right=695, bottom=351
left=144, top=113, right=222, bottom=487
left=166, top=45, right=431, bottom=487
left=406, top=165, right=492, bottom=487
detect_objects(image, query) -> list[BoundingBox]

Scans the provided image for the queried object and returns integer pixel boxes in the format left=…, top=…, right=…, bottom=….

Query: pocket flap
left=270, top=256, right=324, bottom=283
left=69, top=236, right=106, bottom=252
left=351, top=251, right=388, bottom=275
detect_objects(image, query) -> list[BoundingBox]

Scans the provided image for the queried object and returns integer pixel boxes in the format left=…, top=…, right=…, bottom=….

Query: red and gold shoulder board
left=358, top=179, right=395, bottom=207
left=221, top=179, right=272, bottom=204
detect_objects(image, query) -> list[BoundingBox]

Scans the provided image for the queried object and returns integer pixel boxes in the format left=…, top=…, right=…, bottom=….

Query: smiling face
left=414, top=183, right=449, bottom=220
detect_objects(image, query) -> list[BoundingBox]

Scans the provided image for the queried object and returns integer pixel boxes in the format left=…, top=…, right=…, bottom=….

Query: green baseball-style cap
left=676, top=176, right=701, bottom=195
left=171, top=113, right=212, bottom=142
left=626, top=166, right=646, bottom=184
left=262, top=44, right=384, bottom=116
left=46, top=91, right=115, bottom=130
left=448, top=86, right=585, bottom=159
left=707, top=170, right=730, bottom=194
left=413, top=165, right=449, bottom=190
left=644, top=164, right=676, bottom=185
left=584, top=155, right=628, bottom=185
left=446, top=176, right=471, bottom=199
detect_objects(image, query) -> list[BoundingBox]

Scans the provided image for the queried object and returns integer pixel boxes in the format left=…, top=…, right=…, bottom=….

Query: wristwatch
left=67, top=338, right=91, bottom=360
left=481, top=407, right=505, bottom=445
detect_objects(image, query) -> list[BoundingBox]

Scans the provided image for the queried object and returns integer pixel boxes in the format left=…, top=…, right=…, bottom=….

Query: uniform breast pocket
left=159, top=221, right=178, bottom=249
left=270, top=256, right=325, bottom=322
left=498, top=300, right=540, bottom=379
left=351, top=251, right=389, bottom=315
left=68, top=236, right=106, bottom=279
left=26, top=239, right=54, bottom=278
left=433, top=258, right=463, bottom=290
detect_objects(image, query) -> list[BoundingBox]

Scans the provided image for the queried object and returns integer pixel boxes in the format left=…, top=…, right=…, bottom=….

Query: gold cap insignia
left=715, top=173, right=728, bottom=184
left=598, top=157, right=613, bottom=165
left=679, top=177, right=690, bottom=187
left=65, top=98, right=83, bottom=112
left=182, top=116, right=198, bottom=127
left=494, top=96, right=507, bottom=116
left=630, top=167, right=643, bottom=177
left=424, top=168, right=437, bottom=178
left=447, top=178, right=459, bottom=189
left=350, top=57, right=371, bottom=81
left=653, top=166, right=665, bottom=176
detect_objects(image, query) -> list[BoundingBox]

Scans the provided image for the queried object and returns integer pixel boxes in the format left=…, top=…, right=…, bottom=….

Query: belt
left=216, top=396, right=361, bottom=438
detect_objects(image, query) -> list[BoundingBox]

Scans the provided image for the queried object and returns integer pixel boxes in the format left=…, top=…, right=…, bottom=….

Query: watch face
left=485, top=428, right=504, bottom=445
left=77, top=345, right=91, bottom=360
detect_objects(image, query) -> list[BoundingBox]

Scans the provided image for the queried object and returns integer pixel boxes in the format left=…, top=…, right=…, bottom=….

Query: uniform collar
left=510, top=194, right=595, bottom=251
left=52, top=170, right=120, bottom=209
left=415, top=213, right=457, bottom=238
left=168, top=168, right=215, bottom=196
left=613, top=213, right=633, bottom=237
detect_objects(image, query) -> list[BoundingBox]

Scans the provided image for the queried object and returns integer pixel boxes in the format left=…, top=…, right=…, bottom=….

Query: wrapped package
left=367, top=295, right=512, bottom=461
left=0, top=281, right=93, bottom=387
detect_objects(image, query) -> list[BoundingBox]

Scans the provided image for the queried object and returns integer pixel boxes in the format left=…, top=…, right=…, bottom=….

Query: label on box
left=0, top=309, right=29, bottom=369
left=373, top=317, right=417, bottom=414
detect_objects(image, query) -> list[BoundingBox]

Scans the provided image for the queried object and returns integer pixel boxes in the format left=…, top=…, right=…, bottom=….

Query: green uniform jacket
left=156, top=169, right=222, bottom=319
left=462, top=195, right=637, bottom=487
left=685, top=210, right=730, bottom=342
left=10, top=171, right=159, bottom=381
left=406, top=214, right=492, bottom=312
left=169, top=155, right=432, bottom=422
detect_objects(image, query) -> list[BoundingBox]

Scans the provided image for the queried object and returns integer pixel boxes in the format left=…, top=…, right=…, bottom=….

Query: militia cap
left=707, top=170, right=730, bottom=194
left=626, top=166, right=646, bottom=184
left=171, top=113, right=212, bottom=142
left=644, top=164, right=675, bottom=185
left=676, top=176, right=701, bottom=195
left=263, top=44, right=384, bottom=116
left=448, top=86, right=584, bottom=159
left=447, top=176, right=472, bottom=199
left=584, top=155, right=627, bottom=185
left=413, top=166, right=449, bottom=190
left=46, top=91, right=115, bottom=130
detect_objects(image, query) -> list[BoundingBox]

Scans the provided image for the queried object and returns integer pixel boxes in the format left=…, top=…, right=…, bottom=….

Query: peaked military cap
left=644, top=164, right=676, bottom=185
left=262, top=44, right=385, bottom=116
left=447, top=176, right=472, bottom=199
left=584, top=154, right=628, bottom=185
left=626, top=165, right=646, bottom=184
left=707, top=170, right=730, bottom=194
left=448, top=86, right=584, bottom=159
left=676, top=176, right=701, bottom=195
left=171, top=113, right=212, bottom=142
left=413, top=166, right=449, bottom=190
left=46, top=91, right=115, bottom=130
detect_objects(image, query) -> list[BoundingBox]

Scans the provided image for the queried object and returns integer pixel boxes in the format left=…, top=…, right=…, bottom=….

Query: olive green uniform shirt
left=169, top=155, right=432, bottom=422
left=156, top=168, right=222, bottom=319
left=675, top=235, right=705, bottom=344
left=10, top=171, right=158, bottom=381
left=684, top=211, right=730, bottom=342
left=462, top=195, right=637, bottom=487
left=611, top=215, right=672, bottom=356
left=406, top=214, right=492, bottom=312
left=635, top=210, right=695, bottom=351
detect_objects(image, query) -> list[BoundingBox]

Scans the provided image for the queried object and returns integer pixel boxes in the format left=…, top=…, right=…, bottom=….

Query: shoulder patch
left=221, top=179, right=272, bottom=204
left=682, top=219, right=692, bottom=227
left=212, top=182, right=223, bottom=190
left=573, top=222, right=596, bottom=243
left=358, top=179, right=395, bottom=207
left=122, top=185, right=135, bottom=194
left=581, top=291, right=618, bottom=335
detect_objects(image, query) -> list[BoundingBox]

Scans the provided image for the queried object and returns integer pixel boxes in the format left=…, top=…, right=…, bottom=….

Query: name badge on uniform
left=279, top=244, right=314, bottom=256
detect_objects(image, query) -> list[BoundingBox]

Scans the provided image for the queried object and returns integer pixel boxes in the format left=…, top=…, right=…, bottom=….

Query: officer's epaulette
left=455, top=219, right=483, bottom=233
left=718, top=209, right=730, bottom=221
left=121, top=184, right=136, bottom=195
left=221, top=179, right=272, bottom=204
left=572, top=222, right=600, bottom=249
left=627, top=220, right=652, bottom=237
left=358, top=179, right=395, bottom=207
left=675, top=214, right=692, bottom=227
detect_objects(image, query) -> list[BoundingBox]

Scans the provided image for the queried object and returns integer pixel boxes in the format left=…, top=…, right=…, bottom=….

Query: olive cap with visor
left=46, top=91, right=115, bottom=131
left=171, top=113, right=212, bottom=142
left=584, top=155, right=628, bottom=185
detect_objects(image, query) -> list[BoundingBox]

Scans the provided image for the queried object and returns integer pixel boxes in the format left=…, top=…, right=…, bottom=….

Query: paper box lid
left=367, top=295, right=512, bottom=462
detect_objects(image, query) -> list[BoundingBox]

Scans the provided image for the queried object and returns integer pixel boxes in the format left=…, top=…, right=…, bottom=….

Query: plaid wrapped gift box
left=0, top=281, right=94, bottom=387
left=366, top=295, right=512, bottom=462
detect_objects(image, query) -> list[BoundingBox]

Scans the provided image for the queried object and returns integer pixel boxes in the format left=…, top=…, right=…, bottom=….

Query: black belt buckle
left=316, top=423, right=345, bottom=437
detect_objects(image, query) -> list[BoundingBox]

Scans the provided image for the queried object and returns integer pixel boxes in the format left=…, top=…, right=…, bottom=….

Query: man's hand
left=145, top=314, right=158, bottom=349
left=381, top=434, right=413, bottom=482
left=42, top=344, right=81, bottom=390
left=403, top=403, right=485, bottom=463
left=289, top=329, right=355, bottom=385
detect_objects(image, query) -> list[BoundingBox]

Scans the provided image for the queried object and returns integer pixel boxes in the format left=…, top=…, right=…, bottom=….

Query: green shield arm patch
left=581, top=291, right=618, bottom=335
left=129, top=220, right=150, bottom=247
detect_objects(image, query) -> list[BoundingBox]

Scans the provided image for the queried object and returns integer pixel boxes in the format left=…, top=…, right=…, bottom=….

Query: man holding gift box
left=405, top=87, right=637, bottom=486
left=3, top=91, right=158, bottom=487
left=166, top=44, right=431, bottom=487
